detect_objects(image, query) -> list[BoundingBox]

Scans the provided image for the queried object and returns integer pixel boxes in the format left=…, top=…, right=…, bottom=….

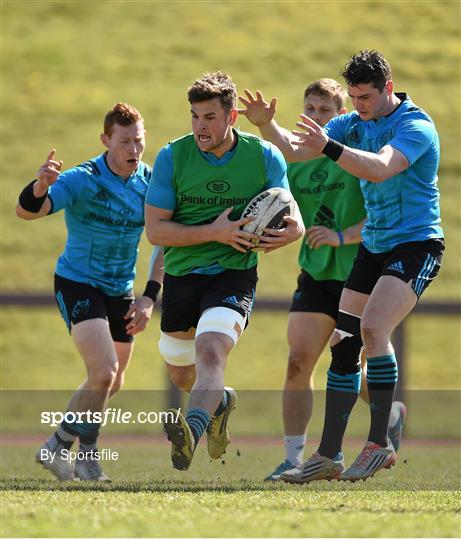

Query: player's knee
left=158, top=332, right=195, bottom=368
left=286, top=351, right=317, bottom=382
left=168, top=367, right=195, bottom=392
left=361, top=320, right=388, bottom=350
left=195, top=340, right=226, bottom=373
left=329, top=310, right=363, bottom=375
left=89, top=362, right=118, bottom=389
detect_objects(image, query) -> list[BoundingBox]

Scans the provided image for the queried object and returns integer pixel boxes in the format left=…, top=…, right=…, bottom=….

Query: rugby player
left=240, top=50, right=442, bottom=482
left=242, top=79, right=406, bottom=481
left=16, top=103, right=163, bottom=481
left=145, top=71, right=305, bottom=470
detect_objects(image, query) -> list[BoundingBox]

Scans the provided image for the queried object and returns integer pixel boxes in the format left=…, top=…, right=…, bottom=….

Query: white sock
left=284, top=434, right=306, bottom=466
left=388, top=401, right=400, bottom=427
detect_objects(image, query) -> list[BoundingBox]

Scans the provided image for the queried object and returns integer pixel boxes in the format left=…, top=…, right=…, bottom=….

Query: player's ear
left=100, top=133, right=110, bottom=149
left=228, top=108, right=238, bottom=126
left=385, top=80, right=393, bottom=95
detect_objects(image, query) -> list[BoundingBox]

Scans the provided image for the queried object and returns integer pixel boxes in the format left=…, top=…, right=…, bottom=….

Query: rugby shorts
left=54, top=274, right=135, bottom=342
left=160, top=266, right=258, bottom=333
left=345, top=238, right=445, bottom=298
left=289, top=269, right=345, bottom=321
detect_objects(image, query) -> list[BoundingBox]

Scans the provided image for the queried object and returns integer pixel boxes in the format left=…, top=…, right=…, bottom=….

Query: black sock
left=367, top=355, right=398, bottom=447
left=318, top=370, right=361, bottom=459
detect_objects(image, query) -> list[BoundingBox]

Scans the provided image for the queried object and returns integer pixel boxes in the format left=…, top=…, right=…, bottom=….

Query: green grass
left=1, top=444, right=460, bottom=537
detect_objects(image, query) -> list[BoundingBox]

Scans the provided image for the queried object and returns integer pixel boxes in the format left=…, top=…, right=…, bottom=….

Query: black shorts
left=346, top=239, right=445, bottom=298
left=161, top=266, right=258, bottom=333
left=289, top=270, right=345, bottom=321
left=54, top=274, right=135, bottom=342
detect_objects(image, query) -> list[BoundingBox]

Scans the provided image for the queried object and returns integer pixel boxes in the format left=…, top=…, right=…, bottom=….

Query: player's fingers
left=47, top=149, right=56, bottom=160
left=232, top=242, right=250, bottom=253
left=255, top=90, right=267, bottom=104
left=243, top=89, right=256, bottom=102
left=262, top=227, right=284, bottom=236
left=58, top=160, right=63, bottom=170
left=124, top=304, right=136, bottom=319
left=235, top=216, right=255, bottom=227
left=269, top=97, right=277, bottom=112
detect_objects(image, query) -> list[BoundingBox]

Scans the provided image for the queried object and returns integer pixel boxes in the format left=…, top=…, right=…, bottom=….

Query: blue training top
left=48, top=153, right=151, bottom=296
left=146, top=130, right=289, bottom=274
left=325, top=93, right=443, bottom=253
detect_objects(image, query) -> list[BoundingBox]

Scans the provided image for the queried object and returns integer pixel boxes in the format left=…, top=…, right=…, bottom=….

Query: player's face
left=191, top=98, right=237, bottom=158
left=101, top=121, right=145, bottom=178
left=303, top=95, right=345, bottom=127
left=347, top=81, right=393, bottom=121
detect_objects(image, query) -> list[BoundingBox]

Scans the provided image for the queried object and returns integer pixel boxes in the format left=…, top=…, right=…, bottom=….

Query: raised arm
left=238, top=90, right=320, bottom=163
left=16, top=149, right=63, bottom=220
left=293, top=115, right=410, bottom=183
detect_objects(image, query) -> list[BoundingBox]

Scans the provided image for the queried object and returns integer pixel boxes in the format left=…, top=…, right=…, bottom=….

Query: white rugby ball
left=241, top=187, right=296, bottom=249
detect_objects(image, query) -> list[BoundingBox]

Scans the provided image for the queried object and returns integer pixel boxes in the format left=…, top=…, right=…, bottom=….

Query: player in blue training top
left=240, top=50, right=443, bottom=483
left=16, top=103, right=163, bottom=482
left=145, top=71, right=304, bottom=471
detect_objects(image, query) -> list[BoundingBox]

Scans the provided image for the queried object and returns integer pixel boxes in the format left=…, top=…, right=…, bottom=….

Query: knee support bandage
left=158, top=332, right=195, bottom=367
left=196, top=307, right=245, bottom=345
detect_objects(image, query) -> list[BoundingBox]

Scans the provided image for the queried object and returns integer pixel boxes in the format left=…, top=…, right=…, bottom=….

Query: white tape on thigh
left=195, top=307, right=245, bottom=346
left=158, top=332, right=196, bottom=367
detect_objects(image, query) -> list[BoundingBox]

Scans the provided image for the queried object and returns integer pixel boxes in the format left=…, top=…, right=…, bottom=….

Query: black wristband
left=19, top=180, right=48, bottom=212
left=321, top=138, right=344, bottom=161
left=142, top=280, right=161, bottom=302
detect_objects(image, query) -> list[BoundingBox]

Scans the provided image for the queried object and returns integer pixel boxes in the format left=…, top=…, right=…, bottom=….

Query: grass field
left=1, top=442, right=460, bottom=537
left=2, top=1, right=460, bottom=538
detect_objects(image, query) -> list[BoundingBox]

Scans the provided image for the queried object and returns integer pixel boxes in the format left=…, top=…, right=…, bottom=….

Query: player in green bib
left=145, top=72, right=304, bottom=470
left=239, top=80, right=406, bottom=481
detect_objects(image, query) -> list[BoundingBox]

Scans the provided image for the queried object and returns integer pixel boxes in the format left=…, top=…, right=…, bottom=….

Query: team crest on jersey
left=310, top=170, right=328, bottom=183
left=207, top=180, right=230, bottom=193
left=93, top=188, right=109, bottom=202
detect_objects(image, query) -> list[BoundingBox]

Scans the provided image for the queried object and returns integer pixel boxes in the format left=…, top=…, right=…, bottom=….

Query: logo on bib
left=207, top=181, right=230, bottom=193
left=310, top=170, right=328, bottom=183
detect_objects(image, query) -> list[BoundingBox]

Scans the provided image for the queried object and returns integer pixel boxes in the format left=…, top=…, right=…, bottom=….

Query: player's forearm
left=336, top=146, right=390, bottom=183
left=16, top=180, right=51, bottom=220
left=259, top=120, right=317, bottom=163
left=146, top=220, right=217, bottom=247
left=342, top=219, right=365, bottom=245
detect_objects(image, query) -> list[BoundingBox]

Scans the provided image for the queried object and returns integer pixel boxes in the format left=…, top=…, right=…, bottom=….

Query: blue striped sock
left=186, top=408, right=211, bottom=445
left=367, top=354, right=398, bottom=446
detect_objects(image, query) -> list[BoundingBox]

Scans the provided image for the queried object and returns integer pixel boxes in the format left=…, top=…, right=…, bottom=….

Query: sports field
left=2, top=0, right=460, bottom=538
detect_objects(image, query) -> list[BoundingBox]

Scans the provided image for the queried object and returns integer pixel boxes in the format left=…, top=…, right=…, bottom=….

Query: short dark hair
left=341, top=50, right=392, bottom=92
left=104, top=103, right=143, bottom=136
left=304, top=78, right=347, bottom=111
left=188, top=71, right=237, bottom=112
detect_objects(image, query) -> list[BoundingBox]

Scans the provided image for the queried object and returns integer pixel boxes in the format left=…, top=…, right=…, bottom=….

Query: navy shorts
left=289, top=270, right=345, bottom=321
left=54, top=274, right=135, bottom=342
left=346, top=239, right=445, bottom=298
left=161, top=267, right=258, bottom=333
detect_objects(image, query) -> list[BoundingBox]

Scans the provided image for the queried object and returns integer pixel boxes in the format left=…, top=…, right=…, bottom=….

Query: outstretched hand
left=210, top=207, right=258, bottom=253
left=238, top=90, right=277, bottom=127
left=292, top=114, right=329, bottom=152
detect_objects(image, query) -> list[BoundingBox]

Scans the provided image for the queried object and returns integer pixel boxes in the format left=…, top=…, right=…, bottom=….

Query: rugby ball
left=241, top=187, right=296, bottom=249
